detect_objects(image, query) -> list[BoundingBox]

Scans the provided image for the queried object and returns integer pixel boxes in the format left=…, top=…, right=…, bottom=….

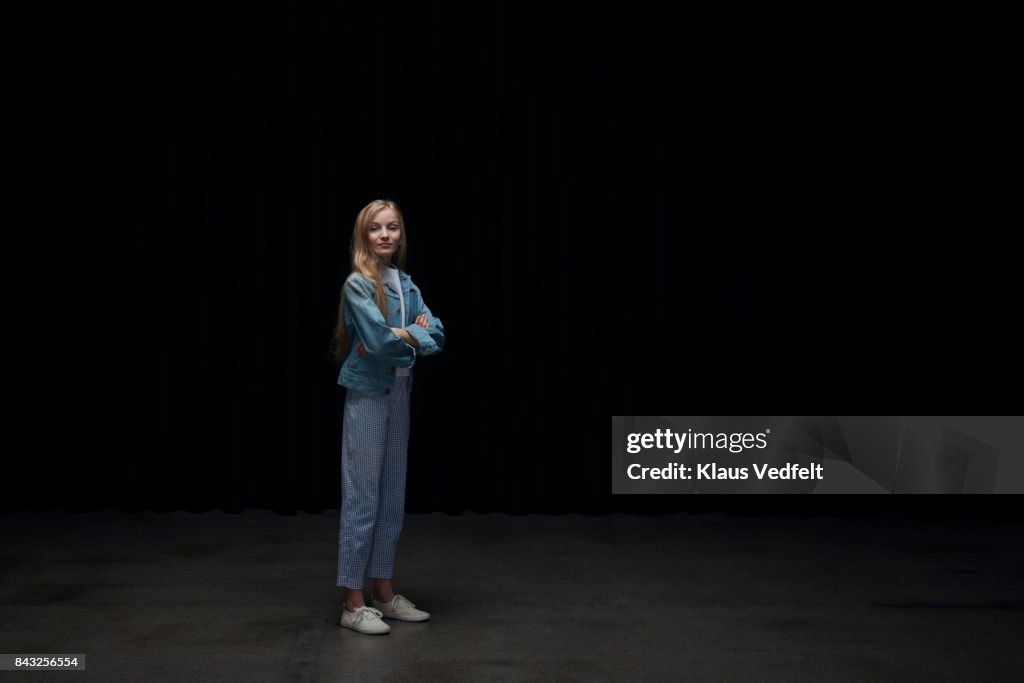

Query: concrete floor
left=1, top=510, right=1021, bottom=682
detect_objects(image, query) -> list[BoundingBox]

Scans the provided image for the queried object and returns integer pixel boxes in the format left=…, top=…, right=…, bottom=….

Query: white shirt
left=381, top=265, right=411, bottom=377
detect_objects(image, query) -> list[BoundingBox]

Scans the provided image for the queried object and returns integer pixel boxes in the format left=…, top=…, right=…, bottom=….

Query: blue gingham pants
left=336, top=375, right=412, bottom=589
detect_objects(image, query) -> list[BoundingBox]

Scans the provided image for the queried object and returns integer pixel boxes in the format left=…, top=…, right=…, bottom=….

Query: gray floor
left=1, top=510, right=1022, bottom=682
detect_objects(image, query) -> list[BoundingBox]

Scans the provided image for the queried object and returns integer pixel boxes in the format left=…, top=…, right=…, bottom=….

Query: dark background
left=59, top=3, right=1018, bottom=517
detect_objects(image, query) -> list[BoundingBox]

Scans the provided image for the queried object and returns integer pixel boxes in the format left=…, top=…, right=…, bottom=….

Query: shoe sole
left=378, top=613, right=430, bottom=622
left=340, top=620, right=390, bottom=635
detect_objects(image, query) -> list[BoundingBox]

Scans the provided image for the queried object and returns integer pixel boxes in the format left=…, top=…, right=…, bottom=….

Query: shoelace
left=352, top=606, right=384, bottom=624
left=391, top=595, right=416, bottom=610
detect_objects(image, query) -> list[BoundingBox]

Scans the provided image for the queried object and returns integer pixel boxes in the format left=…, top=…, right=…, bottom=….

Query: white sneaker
left=371, top=594, right=431, bottom=622
left=340, top=605, right=390, bottom=634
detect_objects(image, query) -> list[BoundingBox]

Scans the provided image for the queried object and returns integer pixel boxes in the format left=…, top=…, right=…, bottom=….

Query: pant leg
left=367, top=374, right=412, bottom=580
left=336, top=387, right=390, bottom=589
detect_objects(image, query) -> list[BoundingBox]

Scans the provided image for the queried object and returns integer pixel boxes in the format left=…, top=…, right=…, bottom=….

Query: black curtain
left=63, top=2, right=1018, bottom=517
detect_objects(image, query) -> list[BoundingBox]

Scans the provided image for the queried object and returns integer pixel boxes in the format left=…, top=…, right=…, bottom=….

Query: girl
left=329, top=199, right=445, bottom=635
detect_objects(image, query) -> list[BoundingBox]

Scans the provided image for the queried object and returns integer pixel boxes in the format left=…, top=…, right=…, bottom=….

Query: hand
left=415, top=314, right=429, bottom=328
left=355, top=341, right=371, bottom=356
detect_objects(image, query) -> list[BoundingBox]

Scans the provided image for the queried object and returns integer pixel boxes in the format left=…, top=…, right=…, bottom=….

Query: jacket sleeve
left=344, top=275, right=416, bottom=369
left=405, top=288, right=445, bottom=357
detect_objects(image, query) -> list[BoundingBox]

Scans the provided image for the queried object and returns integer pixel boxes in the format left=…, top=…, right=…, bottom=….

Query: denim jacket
left=337, top=268, right=445, bottom=396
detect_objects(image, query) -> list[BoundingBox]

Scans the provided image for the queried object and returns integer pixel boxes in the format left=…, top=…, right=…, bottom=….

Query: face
left=367, top=207, right=401, bottom=263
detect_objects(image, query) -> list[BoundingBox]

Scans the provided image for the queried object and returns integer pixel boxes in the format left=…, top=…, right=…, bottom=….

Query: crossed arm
left=356, top=314, right=429, bottom=356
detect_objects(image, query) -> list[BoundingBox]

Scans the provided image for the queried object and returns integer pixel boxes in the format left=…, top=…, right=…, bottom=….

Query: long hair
left=328, top=199, right=408, bottom=366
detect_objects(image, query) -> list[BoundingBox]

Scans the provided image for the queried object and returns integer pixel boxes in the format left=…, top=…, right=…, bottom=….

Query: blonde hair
left=328, top=199, right=408, bottom=366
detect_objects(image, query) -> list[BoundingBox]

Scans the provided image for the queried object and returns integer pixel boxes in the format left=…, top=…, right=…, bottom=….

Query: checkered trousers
left=336, top=375, right=412, bottom=589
